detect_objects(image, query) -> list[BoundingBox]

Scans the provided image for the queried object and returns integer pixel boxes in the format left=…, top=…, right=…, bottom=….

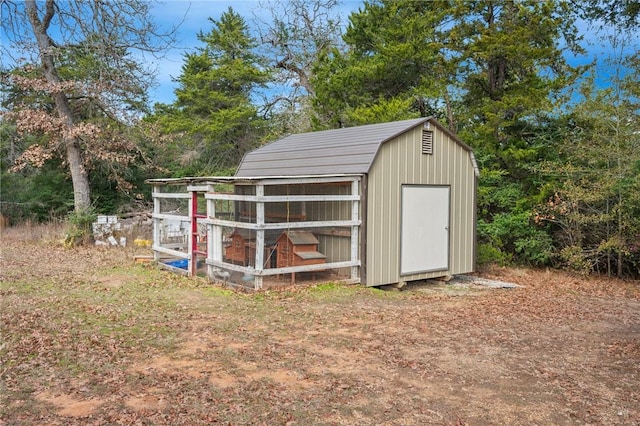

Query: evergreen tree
left=447, top=1, right=585, bottom=267
left=312, top=0, right=585, bottom=266
left=312, top=0, right=448, bottom=127
left=151, top=8, right=269, bottom=174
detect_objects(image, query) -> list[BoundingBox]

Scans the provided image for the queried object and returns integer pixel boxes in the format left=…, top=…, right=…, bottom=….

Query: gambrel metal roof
left=236, top=117, right=442, bottom=177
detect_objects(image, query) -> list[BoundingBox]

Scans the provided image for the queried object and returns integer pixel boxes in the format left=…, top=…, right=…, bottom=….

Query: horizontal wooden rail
left=152, top=213, right=190, bottom=221
left=203, top=218, right=360, bottom=229
left=152, top=245, right=189, bottom=258
left=205, top=259, right=359, bottom=276
left=152, top=192, right=192, bottom=199
left=204, top=193, right=360, bottom=202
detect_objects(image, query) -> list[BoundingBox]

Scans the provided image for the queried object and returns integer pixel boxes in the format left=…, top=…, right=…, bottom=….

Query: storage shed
left=236, top=117, right=479, bottom=287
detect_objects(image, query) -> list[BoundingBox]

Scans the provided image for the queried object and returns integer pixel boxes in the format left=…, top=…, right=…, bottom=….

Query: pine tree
left=312, top=0, right=447, bottom=127
left=312, top=0, right=584, bottom=266
left=151, top=8, right=269, bottom=174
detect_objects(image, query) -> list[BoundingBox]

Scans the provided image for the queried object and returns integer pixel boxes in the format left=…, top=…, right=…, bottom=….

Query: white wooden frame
left=151, top=185, right=190, bottom=261
left=150, top=175, right=362, bottom=289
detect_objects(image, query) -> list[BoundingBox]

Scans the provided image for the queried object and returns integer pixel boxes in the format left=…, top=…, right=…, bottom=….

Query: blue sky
left=147, top=0, right=638, bottom=107
left=2, top=1, right=635, bottom=106
left=148, top=1, right=260, bottom=104
left=148, top=0, right=362, bottom=105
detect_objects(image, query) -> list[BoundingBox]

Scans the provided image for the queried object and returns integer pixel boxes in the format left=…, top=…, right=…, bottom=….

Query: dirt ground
left=1, top=225, right=639, bottom=425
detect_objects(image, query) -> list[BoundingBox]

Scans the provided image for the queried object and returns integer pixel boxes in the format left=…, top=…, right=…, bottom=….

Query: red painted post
left=190, top=189, right=208, bottom=277
left=191, top=191, right=198, bottom=277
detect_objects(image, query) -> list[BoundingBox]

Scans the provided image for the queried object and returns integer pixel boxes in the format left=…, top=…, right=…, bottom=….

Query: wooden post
left=351, top=179, right=360, bottom=282
left=207, top=184, right=220, bottom=280
left=189, top=190, right=197, bottom=277
left=254, top=184, right=265, bottom=290
left=152, top=185, right=161, bottom=262
left=187, top=185, right=211, bottom=277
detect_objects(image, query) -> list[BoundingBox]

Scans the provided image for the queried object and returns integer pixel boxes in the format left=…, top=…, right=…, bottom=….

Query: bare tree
left=1, top=0, right=176, bottom=212
left=255, top=0, right=343, bottom=129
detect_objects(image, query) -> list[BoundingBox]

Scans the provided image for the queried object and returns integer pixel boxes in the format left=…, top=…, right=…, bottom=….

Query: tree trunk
left=25, top=0, right=91, bottom=212
left=618, top=191, right=623, bottom=278
left=63, top=134, right=92, bottom=212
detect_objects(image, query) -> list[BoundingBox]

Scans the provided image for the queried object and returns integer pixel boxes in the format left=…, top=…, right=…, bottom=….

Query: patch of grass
left=1, top=218, right=66, bottom=244
left=309, top=282, right=343, bottom=292
left=305, top=281, right=366, bottom=299
left=0, top=265, right=203, bottom=403
left=201, top=286, right=237, bottom=297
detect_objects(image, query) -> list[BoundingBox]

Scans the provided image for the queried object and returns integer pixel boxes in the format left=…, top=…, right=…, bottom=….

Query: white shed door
left=400, top=185, right=450, bottom=275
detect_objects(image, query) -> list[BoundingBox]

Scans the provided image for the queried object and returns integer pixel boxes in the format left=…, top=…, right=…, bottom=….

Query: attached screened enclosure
left=149, top=117, right=478, bottom=289
left=148, top=175, right=362, bottom=290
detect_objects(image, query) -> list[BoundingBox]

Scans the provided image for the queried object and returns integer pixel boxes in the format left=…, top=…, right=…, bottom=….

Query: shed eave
left=145, top=173, right=364, bottom=186
left=365, top=117, right=431, bottom=173
left=427, top=118, right=474, bottom=152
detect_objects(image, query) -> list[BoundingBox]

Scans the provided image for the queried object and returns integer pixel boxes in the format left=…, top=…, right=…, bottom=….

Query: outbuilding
left=235, top=117, right=479, bottom=287
left=148, top=117, right=478, bottom=289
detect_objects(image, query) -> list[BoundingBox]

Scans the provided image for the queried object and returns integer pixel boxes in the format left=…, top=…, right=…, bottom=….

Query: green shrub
left=478, top=211, right=554, bottom=267
left=64, top=208, right=97, bottom=247
left=559, top=245, right=593, bottom=275
left=477, top=243, right=511, bottom=267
